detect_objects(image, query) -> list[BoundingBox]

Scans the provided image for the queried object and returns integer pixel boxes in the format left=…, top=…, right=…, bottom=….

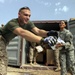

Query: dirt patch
left=7, top=66, right=71, bottom=75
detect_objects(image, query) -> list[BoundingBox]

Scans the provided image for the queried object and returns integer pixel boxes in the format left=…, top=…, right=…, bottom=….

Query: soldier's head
left=18, top=6, right=31, bottom=25
left=59, top=21, right=66, bottom=30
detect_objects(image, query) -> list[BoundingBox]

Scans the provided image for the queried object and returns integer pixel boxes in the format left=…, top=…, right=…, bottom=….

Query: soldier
left=29, top=42, right=38, bottom=65
left=0, top=6, right=58, bottom=75
left=29, top=42, right=45, bottom=65
left=56, top=21, right=75, bottom=75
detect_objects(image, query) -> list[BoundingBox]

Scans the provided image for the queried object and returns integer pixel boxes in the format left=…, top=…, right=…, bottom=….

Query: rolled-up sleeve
left=7, top=21, right=20, bottom=32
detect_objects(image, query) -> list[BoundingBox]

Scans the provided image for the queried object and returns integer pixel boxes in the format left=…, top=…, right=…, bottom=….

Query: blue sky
left=0, top=0, right=75, bottom=25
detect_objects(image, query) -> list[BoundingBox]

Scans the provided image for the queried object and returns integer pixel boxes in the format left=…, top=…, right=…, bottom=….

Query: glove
left=40, top=36, right=57, bottom=48
left=43, top=36, right=57, bottom=46
left=47, top=30, right=58, bottom=38
left=44, top=36, right=58, bottom=50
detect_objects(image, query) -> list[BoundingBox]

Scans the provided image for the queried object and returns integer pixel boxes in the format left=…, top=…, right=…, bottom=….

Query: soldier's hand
left=47, top=30, right=58, bottom=38
left=56, top=43, right=63, bottom=48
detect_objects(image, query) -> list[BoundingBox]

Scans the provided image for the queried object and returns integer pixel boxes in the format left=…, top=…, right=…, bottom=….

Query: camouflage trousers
left=54, top=49, right=60, bottom=68
left=60, top=50, right=75, bottom=75
left=29, top=47, right=38, bottom=63
left=0, top=36, right=8, bottom=75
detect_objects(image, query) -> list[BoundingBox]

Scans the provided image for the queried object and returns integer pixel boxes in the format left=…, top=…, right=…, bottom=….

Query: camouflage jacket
left=58, top=28, right=74, bottom=51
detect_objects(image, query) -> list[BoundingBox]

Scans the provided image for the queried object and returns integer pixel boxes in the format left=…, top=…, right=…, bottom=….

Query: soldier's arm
left=63, top=32, right=73, bottom=49
left=13, top=27, right=42, bottom=43
left=31, top=27, right=48, bottom=37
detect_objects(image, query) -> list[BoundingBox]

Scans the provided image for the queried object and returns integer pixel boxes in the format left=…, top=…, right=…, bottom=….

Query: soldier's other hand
left=43, top=36, right=57, bottom=47
left=56, top=43, right=63, bottom=48
left=47, top=30, right=58, bottom=38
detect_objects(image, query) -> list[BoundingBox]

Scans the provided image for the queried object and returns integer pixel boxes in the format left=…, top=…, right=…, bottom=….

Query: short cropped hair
left=19, top=6, right=30, bottom=12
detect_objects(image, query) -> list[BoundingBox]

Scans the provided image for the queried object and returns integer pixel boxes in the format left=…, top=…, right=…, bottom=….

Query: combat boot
left=55, top=67, right=61, bottom=72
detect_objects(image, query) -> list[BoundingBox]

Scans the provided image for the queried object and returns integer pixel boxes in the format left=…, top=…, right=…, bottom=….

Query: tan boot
left=33, top=62, right=39, bottom=65
left=30, top=61, right=34, bottom=65
left=55, top=67, right=61, bottom=72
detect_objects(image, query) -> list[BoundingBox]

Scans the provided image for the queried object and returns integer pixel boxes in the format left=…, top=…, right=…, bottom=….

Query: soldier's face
left=59, top=21, right=66, bottom=29
left=18, top=9, right=31, bottom=24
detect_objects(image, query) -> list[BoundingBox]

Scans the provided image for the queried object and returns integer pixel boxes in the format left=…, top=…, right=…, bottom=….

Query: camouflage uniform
left=54, top=49, right=61, bottom=71
left=0, top=19, right=35, bottom=75
left=29, top=42, right=38, bottom=64
left=0, top=35, right=8, bottom=75
left=59, top=28, right=75, bottom=75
